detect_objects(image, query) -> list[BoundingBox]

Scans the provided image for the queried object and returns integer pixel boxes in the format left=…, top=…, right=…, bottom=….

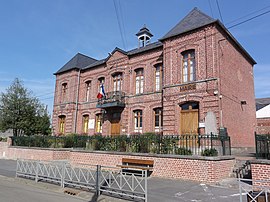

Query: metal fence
left=16, top=159, right=147, bottom=201
left=255, top=134, right=270, bottom=159
left=11, top=133, right=231, bottom=156
left=239, top=178, right=270, bottom=202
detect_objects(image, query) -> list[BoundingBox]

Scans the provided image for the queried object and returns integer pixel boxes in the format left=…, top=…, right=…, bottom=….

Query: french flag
left=97, top=84, right=105, bottom=99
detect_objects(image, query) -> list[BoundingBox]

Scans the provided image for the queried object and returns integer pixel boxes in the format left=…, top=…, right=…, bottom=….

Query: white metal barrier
left=16, top=159, right=147, bottom=201
left=239, top=178, right=270, bottom=202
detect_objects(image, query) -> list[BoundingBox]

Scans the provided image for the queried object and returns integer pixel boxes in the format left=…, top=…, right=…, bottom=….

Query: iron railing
left=97, top=91, right=125, bottom=108
left=255, top=134, right=270, bottom=159
left=16, top=159, right=148, bottom=201
left=11, top=133, right=231, bottom=156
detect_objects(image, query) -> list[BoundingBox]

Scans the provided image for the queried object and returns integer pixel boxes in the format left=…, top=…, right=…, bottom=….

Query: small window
left=95, top=113, right=103, bottom=133
left=82, top=115, right=89, bottom=133
left=154, top=108, right=163, bottom=132
left=182, top=50, right=196, bottom=83
left=155, top=65, right=162, bottom=91
left=61, top=83, right=67, bottom=103
left=58, top=115, right=66, bottom=134
left=134, top=110, right=143, bottom=132
left=113, top=73, right=122, bottom=92
left=85, top=81, right=91, bottom=102
left=135, top=69, right=144, bottom=94
left=180, top=102, right=199, bottom=110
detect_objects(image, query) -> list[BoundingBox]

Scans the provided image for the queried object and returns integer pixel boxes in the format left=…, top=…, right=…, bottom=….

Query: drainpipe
left=74, top=69, right=81, bottom=133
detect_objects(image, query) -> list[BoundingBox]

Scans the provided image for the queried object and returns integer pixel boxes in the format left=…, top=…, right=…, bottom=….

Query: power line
left=228, top=9, right=270, bottom=29
left=208, top=0, right=214, bottom=18
left=113, top=0, right=127, bottom=49
left=118, top=0, right=128, bottom=48
left=216, top=0, right=224, bottom=23
left=226, top=5, right=270, bottom=25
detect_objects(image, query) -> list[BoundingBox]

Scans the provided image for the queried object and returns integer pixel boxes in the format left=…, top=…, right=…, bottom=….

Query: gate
left=16, top=159, right=147, bottom=201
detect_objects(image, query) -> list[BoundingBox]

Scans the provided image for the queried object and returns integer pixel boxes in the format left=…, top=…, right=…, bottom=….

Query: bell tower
left=136, top=25, right=153, bottom=48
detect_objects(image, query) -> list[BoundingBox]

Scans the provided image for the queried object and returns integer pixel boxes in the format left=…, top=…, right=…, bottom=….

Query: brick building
left=52, top=8, right=256, bottom=150
left=256, top=98, right=270, bottom=134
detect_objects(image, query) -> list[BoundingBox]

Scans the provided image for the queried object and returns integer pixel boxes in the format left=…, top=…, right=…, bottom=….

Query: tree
left=0, top=78, right=51, bottom=136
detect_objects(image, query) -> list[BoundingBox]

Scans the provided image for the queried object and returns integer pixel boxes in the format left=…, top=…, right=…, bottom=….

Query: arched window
left=61, top=83, right=67, bottom=103
left=182, top=50, right=196, bottom=83
left=58, top=115, right=66, bottom=134
left=112, top=73, right=122, bottom=92
left=85, top=81, right=91, bottom=102
left=154, top=108, right=163, bottom=132
left=134, top=110, right=143, bottom=132
left=135, top=69, right=144, bottom=94
left=82, top=115, right=89, bottom=133
left=95, top=113, right=103, bottom=133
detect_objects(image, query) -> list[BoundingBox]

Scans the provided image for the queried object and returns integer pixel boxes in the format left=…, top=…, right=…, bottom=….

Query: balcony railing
left=96, top=91, right=125, bottom=108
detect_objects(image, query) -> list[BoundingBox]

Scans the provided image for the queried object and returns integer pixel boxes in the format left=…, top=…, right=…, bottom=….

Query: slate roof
left=161, top=7, right=216, bottom=40
left=127, top=41, right=162, bottom=55
left=136, top=25, right=153, bottom=37
left=82, top=59, right=107, bottom=71
left=55, top=7, right=256, bottom=74
left=256, top=98, right=270, bottom=111
left=55, top=53, right=98, bottom=74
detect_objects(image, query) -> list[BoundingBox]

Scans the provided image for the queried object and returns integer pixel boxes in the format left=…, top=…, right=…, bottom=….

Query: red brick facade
left=251, top=160, right=270, bottom=188
left=52, top=9, right=256, bottom=149
left=257, top=118, right=270, bottom=134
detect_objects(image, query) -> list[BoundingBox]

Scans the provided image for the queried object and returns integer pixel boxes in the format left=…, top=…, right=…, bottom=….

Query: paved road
left=0, top=159, right=244, bottom=202
left=0, top=176, right=88, bottom=202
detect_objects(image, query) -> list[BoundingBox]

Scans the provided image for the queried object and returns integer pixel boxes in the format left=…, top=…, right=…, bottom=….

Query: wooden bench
left=117, top=158, right=154, bottom=171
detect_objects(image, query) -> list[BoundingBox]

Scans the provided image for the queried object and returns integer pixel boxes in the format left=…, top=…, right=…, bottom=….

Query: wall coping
left=71, top=150, right=235, bottom=161
left=9, top=146, right=234, bottom=161
left=250, top=159, right=270, bottom=165
left=9, top=146, right=235, bottom=161
left=9, top=146, right=71, bottom=152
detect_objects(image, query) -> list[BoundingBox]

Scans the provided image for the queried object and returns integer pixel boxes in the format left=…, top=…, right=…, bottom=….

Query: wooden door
left=111, top=120, right=120, bottom=136
left=180, top=109, right=198, bottom=135
left=180, top=103, right=199, bottom=148
left=111, top=112, right=121, bottom=136
left=180, top=102, right=199, bottom=135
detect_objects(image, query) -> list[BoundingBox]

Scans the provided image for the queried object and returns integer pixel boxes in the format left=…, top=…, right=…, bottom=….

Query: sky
left=0, top=0, right=270, bottom=115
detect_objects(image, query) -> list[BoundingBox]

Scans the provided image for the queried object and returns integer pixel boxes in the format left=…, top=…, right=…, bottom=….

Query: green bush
left=175, top=147, right=192, bottom=155
left=201, top=148, right=218, bottom=156
left=0, top=137, right=7, bottom=142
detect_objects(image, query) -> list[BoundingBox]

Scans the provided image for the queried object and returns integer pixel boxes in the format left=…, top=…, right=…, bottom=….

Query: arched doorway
left=180, top=102, right=199, bottom=135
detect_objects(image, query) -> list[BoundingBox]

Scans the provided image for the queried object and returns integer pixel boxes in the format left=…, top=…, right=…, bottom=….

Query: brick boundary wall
left=251, top=160, right=270, bottom=188
left=0, top=142, right=235, bottom=184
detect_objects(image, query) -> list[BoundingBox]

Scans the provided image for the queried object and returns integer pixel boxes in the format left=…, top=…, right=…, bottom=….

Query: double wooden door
left=180, top=103, right=199, bottom=135
left=111, top=112, right=121, bottom=136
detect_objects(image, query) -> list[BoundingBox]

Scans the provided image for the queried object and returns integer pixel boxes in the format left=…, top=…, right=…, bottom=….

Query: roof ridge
left=77, top=52, right=98, bottom=61
left=160, top=7, right=216, bottom=41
